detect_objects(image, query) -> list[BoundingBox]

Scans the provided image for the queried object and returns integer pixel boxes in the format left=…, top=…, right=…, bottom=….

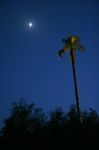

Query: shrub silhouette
left=0, top=100, right=99, bottom=149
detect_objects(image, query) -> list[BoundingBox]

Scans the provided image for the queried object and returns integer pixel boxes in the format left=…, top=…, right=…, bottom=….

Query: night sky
left=0, top=0, right=99, bottom=126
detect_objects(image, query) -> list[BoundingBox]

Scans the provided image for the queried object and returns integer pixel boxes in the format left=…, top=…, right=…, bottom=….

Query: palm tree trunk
left=70, top=48, right=82, bottom=123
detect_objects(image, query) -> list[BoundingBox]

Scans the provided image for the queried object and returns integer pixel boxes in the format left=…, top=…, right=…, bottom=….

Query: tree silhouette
left=1, top=101, right=99, bottom=149
left=2, top=99, right=46, bottom=137
left=57, top=35, right=85, bottom=123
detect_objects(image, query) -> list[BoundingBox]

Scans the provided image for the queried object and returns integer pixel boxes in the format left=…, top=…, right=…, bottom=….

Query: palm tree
left=57, top=35, right=85, bottom=123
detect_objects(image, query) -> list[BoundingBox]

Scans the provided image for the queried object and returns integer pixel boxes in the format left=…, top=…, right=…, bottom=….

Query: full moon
left=28, top=22, right=33, bottom=28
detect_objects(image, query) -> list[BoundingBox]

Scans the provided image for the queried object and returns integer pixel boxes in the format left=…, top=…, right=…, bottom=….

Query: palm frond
left=68, top=35, right=79, bottom=45
left=62, top=39, right=68, bottom=43
left=75, top=44, right=85, bottom=52
left=57, top=49, right=65, bottom=57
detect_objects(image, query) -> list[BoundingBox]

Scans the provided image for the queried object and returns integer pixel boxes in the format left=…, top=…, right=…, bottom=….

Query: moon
left=25, top=21, right=35, bottom=30
left=28, top=22, right=33, bottom=28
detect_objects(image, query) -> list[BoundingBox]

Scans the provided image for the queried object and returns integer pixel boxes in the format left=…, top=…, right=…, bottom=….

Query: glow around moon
left=25, top=20, right=36, bottom=31
left=28, top=22, right=33, bottom=27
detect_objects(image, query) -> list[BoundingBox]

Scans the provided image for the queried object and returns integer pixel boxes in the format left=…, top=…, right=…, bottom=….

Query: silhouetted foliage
left=2, top=100, right=34, bottom=136
left=0, top=100, right=99, bottom=149
left=49, top=107, right=66, bottom=126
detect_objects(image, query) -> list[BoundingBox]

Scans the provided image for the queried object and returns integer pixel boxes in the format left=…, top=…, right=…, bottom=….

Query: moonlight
left=28, top=22, right=33, bottom=28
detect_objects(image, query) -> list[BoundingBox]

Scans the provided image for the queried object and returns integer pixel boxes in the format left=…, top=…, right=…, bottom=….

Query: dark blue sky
left=0, top=0, right=99, bottom=125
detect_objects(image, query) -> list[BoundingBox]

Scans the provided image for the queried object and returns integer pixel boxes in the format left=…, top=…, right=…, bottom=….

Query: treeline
left=0, top=100, right=99, bottom=149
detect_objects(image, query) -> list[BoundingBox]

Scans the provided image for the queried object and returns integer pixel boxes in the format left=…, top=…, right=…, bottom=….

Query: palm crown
left=57, top=35, right=85, bottom=58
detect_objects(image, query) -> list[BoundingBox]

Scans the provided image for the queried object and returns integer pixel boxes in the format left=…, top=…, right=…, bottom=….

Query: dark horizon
left=0, top=100, right=99, bottom=149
